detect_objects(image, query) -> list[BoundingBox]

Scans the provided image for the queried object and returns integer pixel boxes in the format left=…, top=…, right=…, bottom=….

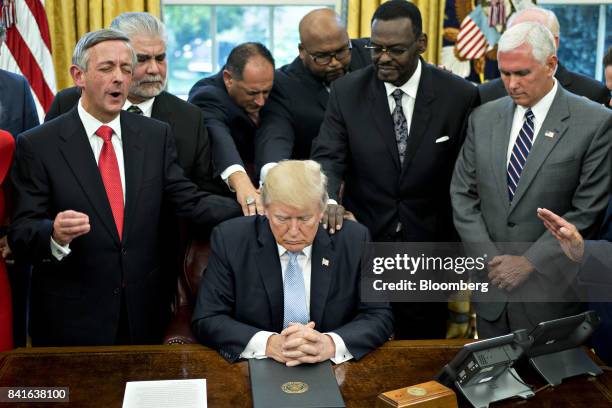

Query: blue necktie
left=507, top=109, right=535, bottom=202
left=392, top=89, right=409, bottom=165
left=283, top=251, right=309, bottom=328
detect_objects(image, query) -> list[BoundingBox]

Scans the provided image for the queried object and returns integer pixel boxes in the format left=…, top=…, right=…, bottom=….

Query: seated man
left=192, top=160, right=393, bottom=364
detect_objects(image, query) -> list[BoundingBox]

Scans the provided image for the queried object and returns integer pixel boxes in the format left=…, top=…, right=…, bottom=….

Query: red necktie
left=95, top=125, right=124, bottom=239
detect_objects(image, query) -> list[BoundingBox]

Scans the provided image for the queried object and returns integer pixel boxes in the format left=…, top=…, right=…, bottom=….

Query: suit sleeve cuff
left=221, top=165, right=247, bottom=191
left=326, top=332, right=353, bottom=364
left=240, top=330, right=275, bottom=359
left=259, top=162, right=277, bottom=186
left=50, top=237, right=71, bottom=260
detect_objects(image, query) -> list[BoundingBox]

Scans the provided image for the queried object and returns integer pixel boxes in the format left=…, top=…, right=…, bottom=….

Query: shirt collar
left=277, top=244, right=313, bottom=260
left=77, top=99, right=122, bottom=141
left=516, top=78, right=558, bottom=124
left=384, top=58, right=422, bottom=100
left=123, top=96, right=156, bottom=117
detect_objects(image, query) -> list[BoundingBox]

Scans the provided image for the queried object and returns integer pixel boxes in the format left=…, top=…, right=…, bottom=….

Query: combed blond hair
left=262, top=160, right=328, bottom=211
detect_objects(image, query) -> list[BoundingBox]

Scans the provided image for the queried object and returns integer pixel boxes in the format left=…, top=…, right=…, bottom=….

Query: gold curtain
left=347, top=0, right=445, bottom=65
left=45, top=0, right=161, bottom=92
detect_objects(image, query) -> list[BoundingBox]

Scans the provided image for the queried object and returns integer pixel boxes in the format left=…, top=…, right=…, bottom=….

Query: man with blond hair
left=192, top=160, right=393, bottom=364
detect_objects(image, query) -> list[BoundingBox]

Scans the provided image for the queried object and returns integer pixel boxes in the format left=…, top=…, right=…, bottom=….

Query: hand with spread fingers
left=488, top=255, right=535, bottom=291
left=279, top=322, right=335, bottom=366
left=52, top=210, right=91, bottom=246
left=321, top=204, right=356, bottom=234
left=228, top=171, right=264, bottom=216
left=537, top=207, right=584, bottom=263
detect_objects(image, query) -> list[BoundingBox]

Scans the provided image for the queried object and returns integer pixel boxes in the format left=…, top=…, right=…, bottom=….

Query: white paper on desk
left=122, top=379, right=207, bottom=408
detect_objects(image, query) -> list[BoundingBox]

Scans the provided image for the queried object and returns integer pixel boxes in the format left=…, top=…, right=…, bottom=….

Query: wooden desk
left=1, top=341, right=611, bottom=407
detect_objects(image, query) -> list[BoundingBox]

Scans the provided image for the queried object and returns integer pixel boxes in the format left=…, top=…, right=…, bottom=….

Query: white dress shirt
left=123, top=96, right=155, bottom=118
left=240, top=244, right=353, bottom=363
left=506, top=79, right=558, bottom=165
left=51, top=99, right=126, bottom=260
left=383, top=58, right=422, bottom=130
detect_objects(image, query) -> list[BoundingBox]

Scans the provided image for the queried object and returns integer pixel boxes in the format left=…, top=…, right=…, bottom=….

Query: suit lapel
left=492, top=98, right=515, bottom=210
left=58, top=108, right=120, bottom=242
left=310, top=227, right=335, bottom=325
left=150, top=92, right=176, bottom=128
left=255, top=219, right=284, bottom=330
left=401, top=62, right=434, bottom=174
left=121, top=111, right=146, bottom=243
left=368, top=70, right=401, bottom=171
left=510, top=87, right=569, bottom=210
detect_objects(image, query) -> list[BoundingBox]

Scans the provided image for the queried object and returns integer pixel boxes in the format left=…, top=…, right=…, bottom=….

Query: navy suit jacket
left=9, top=108, right=241, bottom=346
left=188, top=71, right=257, bottom=189
left=478, top=63, right=610, bottom=106
left=0, top=69, right=39, bottom=136
left=255, top=38, right=371, bottom=178
left=192, top=216, right=393, bottom=363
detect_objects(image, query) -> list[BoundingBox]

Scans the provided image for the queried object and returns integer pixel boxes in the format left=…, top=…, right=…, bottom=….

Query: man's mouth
left=109, top=92, right=122, bottom=98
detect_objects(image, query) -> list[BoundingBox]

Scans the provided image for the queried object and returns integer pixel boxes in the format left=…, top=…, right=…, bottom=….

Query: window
left=162, top=1, right=340, bottom=97
left=539, top=1, right=611, bottom=81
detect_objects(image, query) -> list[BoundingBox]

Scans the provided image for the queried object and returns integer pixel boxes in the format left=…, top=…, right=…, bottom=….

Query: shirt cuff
left=240, top=330, right=276, bottom=359
left=259, top=162, right=278, bottom=186
left=221, top=165, right=247, bottom=191
left=327, top=198, right=338, bottom=205
left=326, top=332, right=353, bottom=364
left=50, top=237, right=71, bottom=260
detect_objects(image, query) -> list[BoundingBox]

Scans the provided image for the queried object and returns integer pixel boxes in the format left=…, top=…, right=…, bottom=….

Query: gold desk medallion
left=281, top=381, right=309, bottom=394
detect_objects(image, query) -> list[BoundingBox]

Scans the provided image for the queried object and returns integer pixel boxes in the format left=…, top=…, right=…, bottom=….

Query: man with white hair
left=46, top=12, right=217, bottom=193
left=192, top=160, right=393, bottom=364
left=451, top=22, right=612, bottom=337
left=479, top=6, right=609, bottom=106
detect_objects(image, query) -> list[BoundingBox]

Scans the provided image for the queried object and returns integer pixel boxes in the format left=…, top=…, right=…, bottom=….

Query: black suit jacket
left=9, top=109, right=241, bottom=346
left=311, top=62, right=479, bottom=241
left=0, top=69, right=39, bottom=136
left=478, top=63, right=610, bottom=106
left=191, top=217, right=393, bottom=363
left=255, top=38, right=371, bottom=178
left=188, top=71, right=257, bottom=189
left=45, top=88, right=216, bottom=192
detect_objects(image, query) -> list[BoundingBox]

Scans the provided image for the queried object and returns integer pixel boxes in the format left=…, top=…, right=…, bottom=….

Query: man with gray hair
left=478, top=6, right=609, bottom=106
left=46, top=12, right=217, bottom=193
left=9, top=29, right=240, bottom=346
left=192, top=160, right=393, bottom=364
left=451, top=22, right=612, bottom=337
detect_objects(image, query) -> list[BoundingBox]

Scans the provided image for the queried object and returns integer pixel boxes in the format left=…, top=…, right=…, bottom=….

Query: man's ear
left=417, top=33, right=428, bottom=55
left=222, top=69, right=233, bottom=89
left=546, top=54, right=558, bottom=77
left=298, top=43, right=306, bottom=62
left=70, top=65, right=85, bottom=88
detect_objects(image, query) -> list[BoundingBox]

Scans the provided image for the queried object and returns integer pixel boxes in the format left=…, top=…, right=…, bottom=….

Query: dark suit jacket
left=0, top=69, right=39, bottom=136
left=478, top=63, right=610, bottom=106
left=45, top=88, right=216, bottom=192
left=188, top=71, right=257, bottom=189
left=255, top=38, right=371, bottom=178
left=8, top=108, right=241, bottom=346
left=191, top=217, right=393, bottom=363
left=311, top=61, right=479, bottom=242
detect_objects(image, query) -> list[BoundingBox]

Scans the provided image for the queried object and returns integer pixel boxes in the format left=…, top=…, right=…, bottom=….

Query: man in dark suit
left=9, top=29, right=240, bottom=347
left=45, top=13, right=214, bottom=192
left=255, top=8, right=370, bottom=183
left=0, top=23, right=39, bottom=137
left=192, top=160, right=393, bottom=364
left=478, top=7, right=609, bottom=106
left=188, top=43, right=274, bottom=217
left=311, top=1, right=478, bottom=339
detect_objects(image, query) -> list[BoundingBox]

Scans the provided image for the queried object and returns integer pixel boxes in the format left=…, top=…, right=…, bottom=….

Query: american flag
left=0, top=0, right=56, bottom=121
left=456, top=6, right=501, bottom=61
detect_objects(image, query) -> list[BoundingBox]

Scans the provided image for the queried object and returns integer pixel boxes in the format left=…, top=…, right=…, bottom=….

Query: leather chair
left=163, top=238, right=210, bottom=344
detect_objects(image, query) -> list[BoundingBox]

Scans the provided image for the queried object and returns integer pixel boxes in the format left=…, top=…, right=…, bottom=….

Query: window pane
left=272, top=6, right=328, bottom=67
left=164, top=5, right=212, bottom=97
left=606, top=4, right=612, bottom=54
left=542, top=4, right=599, bottom=77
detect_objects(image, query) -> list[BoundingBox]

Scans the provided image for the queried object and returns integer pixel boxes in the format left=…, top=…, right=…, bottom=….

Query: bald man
left=479, top=6, right=609, bottom=106
left=255, top=9, right=371, bottom=184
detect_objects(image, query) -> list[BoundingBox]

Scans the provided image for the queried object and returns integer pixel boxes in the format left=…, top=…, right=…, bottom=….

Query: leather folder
left=249, top=359, right=345, bottom=408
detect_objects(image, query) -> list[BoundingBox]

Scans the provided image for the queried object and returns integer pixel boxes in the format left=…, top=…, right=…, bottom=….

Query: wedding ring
left=245, top=196, right=256, bottom=206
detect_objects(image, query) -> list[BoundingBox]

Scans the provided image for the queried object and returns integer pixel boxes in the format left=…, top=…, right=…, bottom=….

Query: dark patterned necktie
left=391, top=89, right=409, bottom=164
left=507, top=109, right=535, bottom=202
left=126, top=105, right=143, bottom=115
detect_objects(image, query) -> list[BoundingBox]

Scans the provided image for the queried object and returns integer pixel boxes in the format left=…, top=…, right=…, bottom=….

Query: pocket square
left=435, top=136, right=450, bottom=143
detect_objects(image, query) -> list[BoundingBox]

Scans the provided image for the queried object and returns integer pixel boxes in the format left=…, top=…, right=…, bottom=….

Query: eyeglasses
left=365, top=44, right=412, bottom=58
left=302, top=43, right=352, bottom=66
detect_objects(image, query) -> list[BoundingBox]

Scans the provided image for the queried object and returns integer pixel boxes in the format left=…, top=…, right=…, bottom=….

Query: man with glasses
left=255, top=8, right=370, bottom=191
left=311, top=0, right=478, bottom=339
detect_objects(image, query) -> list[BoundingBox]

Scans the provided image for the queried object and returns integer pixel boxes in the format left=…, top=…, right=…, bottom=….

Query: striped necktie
left=507, top=108, right=535, bottom=202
